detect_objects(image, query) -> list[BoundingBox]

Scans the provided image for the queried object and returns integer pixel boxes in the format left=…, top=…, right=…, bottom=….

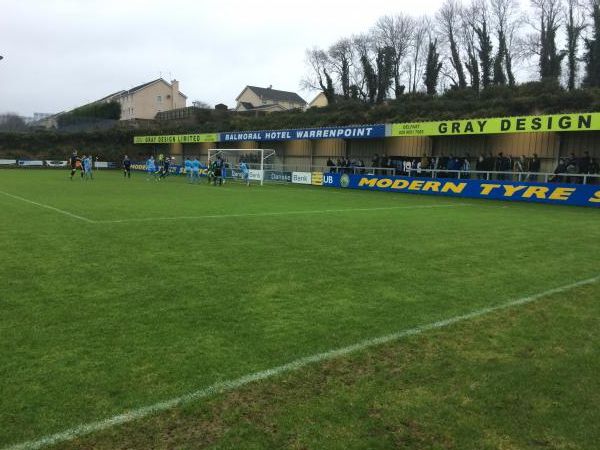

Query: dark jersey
left=123, top=159, right=131, bottom=169
left=69, top=155, right=80, bottom=169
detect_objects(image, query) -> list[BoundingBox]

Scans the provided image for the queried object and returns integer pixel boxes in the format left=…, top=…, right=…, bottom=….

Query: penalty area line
left=0, top=191, right=96, bottom=224
left=3, top=274, right=599, bottom=450
left=96, top=203, right=472, bottom=224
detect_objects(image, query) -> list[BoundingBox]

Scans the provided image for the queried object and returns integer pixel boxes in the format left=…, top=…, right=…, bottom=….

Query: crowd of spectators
left=326, top=157, right=366, bottom=173
left=550, top=152, right=599, bottom=183
left=325, top=152, right=599, bottom=184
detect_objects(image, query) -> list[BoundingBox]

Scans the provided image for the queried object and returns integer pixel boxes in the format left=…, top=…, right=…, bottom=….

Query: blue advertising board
left=221, top=125, right=385, bottom=142
left=323, top=173, right=600, bottom=208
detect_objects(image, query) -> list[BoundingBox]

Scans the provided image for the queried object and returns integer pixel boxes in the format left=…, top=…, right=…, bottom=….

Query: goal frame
left=207, top=148, right=275, bottom=186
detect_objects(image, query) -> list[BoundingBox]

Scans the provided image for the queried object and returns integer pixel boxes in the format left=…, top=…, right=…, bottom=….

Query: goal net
left=207, top=149, right=276, bottom=186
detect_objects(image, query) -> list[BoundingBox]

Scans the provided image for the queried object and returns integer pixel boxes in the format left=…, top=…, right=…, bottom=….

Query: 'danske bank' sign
left=391, top=113, right=600, bottom=136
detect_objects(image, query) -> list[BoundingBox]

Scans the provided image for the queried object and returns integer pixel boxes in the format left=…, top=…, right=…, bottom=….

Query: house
left=235, top=85, right=306, bottom=112
left=35, top=111, right=64, bottom=129
left=307, top=92, right=346, bottom=109
left=105, top=78, right=188, bottom=120
left=35, top=79, right=188, bottom=128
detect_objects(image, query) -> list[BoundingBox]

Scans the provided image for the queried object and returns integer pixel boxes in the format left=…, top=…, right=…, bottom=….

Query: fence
left=3, top=160, right=600, bottom=185
left=254, top=164, right=600, bottom=185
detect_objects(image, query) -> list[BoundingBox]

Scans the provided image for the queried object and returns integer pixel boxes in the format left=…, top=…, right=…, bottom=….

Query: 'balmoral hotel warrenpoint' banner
left=391, top=113, right=600, bottom=137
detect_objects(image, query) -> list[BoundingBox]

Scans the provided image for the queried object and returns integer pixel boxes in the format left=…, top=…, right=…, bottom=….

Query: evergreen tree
left=493, top=29, right=508, bottom=84
left=361, top=55, right=378, bottom=103
left=376, top=46, right=396, bottom=103
left=475, top=18, right=494, bottom=89
left=423, top=39, right=443, bottom=95
left=584, top=2, right=600, bottom=87
left=324, top=70, right=336, bottom=104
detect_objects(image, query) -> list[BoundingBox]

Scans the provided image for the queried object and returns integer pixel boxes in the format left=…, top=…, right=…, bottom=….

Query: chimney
left=268, top=85, right=272, bottom=89
left=171, top=79, right=179, bottom=109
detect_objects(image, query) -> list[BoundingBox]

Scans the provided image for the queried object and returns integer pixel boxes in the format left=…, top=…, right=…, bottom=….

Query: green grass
left=0, top=169, right=598, bottom=449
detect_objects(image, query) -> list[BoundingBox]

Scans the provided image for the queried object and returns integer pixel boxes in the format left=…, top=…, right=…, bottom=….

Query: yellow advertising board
left=391, top=113, right=600, bottom=137
left=133, top=133, right=219, bottom=144
left=311, top=172, right=323, bottom=186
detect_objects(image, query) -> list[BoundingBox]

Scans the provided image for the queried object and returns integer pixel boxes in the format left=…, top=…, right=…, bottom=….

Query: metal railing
left=277, top=165, right=600, bottom=185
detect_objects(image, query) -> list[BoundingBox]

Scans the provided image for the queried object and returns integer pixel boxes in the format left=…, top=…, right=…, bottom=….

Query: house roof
left=236, top=86, right=306, bottom=104
left=118, top=78, right=188, bottom=98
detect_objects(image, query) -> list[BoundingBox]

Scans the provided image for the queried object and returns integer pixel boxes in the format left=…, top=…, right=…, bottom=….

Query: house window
left=157, top=95, right=162, bottom=103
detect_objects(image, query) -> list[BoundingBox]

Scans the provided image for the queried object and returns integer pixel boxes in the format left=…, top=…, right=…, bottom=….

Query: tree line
left=303, top=0, right=600, bottom=103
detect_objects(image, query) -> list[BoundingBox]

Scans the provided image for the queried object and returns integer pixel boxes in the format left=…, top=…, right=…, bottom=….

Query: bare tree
left=461, top=2, right=482, bottom=91
left=408, top=16, right=433, bottom=92
left=373, top=14, right=414, bottom=97
left=302, top=47, right=336, bottom=103
left=490, top=0, right=524, bottom=86
left=351, top=33, right=377, bottom=100
left=328, top=38, right=354, bottom=99
left=437, top=0, right=468, bottom=88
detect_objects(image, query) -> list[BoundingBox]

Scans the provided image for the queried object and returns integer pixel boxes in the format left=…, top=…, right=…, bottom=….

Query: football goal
left=207, top=148, right=276, bottom=186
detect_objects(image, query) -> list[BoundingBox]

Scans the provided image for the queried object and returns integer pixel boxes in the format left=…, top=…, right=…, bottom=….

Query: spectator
left=551, top=158, right=567, bottom=182
left=568, top=152, right=578, bottom=168
left=357, top=159, right=365, bottom=174
left=476, top=153, right=485, bottom=179
left=420, top=154, right=429, bottom=177
left=326, top=157, right=335, bottom=172
left=589, top=158, right=599, bottom=184
left=485, top=152, right=494, bottom=174
left=371, top=153, right=380, bottom=174
left=566, top=157, right=578, bottom=183
left=462, top=157, right=471, bottom=178
left=579, top=151, right=592, bottom=176
left=410, top=159, right=418, bottom=177
left=451, top=155, right=463, bottom=178
left=528, top=153, right=541, bottom=181
left=514, top=156, right=525, bottom=181
left=495, top=152, right=508, bottom=180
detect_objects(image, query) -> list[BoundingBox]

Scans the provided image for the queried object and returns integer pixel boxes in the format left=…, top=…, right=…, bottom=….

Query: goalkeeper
left=239, top=159, right=250, bottom=186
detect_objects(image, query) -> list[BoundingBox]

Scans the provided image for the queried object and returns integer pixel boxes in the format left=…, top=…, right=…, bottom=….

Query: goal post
left=207, top=149, right=275, bottom=186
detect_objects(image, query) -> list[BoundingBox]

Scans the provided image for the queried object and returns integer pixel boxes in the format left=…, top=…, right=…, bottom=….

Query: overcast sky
left=2, top=0, right=471, bottom=116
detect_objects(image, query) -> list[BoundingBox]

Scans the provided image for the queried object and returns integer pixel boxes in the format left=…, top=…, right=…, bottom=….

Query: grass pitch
left=0, top=169, right=598, bottom=449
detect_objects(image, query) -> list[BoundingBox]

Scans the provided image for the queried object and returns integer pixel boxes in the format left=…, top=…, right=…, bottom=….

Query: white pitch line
left=0, top=191, right=96, bottom=224
left=97, top=203, right=471, bottom=224
left=4, top=274, right=599, bottom=450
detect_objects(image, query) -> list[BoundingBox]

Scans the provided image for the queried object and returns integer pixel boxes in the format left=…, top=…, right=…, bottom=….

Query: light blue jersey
left=83, top=157, right=92, bottom=171
left=239, top=162, right=250, bottom=185
left=146, top=158, right=156, bottom=172
left=192, top=159, right=200, bottom=172
left=184, top=159, right=192, bottom=171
